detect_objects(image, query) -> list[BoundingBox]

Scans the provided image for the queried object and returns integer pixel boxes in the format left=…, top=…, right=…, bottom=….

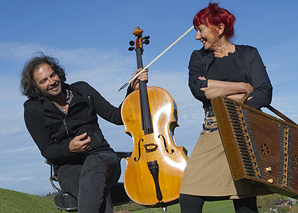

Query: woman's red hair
left=193, top=2, right=236, bottom=40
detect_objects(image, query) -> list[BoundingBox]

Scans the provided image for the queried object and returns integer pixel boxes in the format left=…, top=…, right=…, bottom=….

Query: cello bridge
left=144, top=143, right=158, bottom=153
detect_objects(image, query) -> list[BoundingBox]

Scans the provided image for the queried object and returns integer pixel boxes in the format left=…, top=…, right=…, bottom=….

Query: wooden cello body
left=121, top=27, right=188, bottom=206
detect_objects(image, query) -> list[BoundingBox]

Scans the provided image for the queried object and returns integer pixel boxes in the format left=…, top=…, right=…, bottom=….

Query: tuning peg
left=128, top=47, right=134, bottom=51
left=129, top=40, right=134, bottom=46
left=144, top=40, right=150, bottom=45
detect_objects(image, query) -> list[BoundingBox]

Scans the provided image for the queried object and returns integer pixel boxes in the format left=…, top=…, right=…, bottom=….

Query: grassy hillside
left=0, top=188, right=234, bottom=213
left=132, top=201, right=234, bottom=213
left=1, top=188, right=297, bottom=213
left=0, top=188, right=60, bottom=213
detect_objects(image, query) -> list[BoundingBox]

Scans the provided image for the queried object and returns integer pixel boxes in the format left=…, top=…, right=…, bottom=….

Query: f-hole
left=158, top=134, right=174, bottom=154
left=134, top=139, right=143, bottom=162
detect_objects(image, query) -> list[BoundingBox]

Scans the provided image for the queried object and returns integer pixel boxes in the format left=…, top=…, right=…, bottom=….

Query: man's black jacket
left=24, top=81, right=132, bottom=165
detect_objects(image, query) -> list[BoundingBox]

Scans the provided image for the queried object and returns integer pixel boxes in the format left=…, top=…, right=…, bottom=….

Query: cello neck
left=131, top=28, right=153, bottom=134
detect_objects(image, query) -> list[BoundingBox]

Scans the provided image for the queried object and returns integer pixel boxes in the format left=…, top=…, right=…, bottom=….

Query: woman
left=179, top=3, right=272, bottom=213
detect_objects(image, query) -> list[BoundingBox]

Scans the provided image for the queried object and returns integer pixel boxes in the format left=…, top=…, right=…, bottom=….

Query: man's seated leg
left=78, top=151, right=121, bottom=213
left=56, top=164, right=82, bottom=200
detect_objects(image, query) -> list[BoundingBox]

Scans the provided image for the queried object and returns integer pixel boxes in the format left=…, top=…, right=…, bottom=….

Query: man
left=21, top=53, right=148, bottom=212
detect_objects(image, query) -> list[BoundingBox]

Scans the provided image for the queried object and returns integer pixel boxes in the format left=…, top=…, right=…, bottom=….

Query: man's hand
left=131, top=68, right=149, bottom=90
left=69, top=132, right=92, bottom=153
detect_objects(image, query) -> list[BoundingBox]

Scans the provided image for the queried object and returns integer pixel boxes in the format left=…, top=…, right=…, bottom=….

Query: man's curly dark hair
left=20, top=52, right=66, bottom=98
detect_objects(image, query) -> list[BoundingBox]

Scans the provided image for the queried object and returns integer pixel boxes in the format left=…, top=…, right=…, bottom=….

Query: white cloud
left=0, top=146, right=37, bottom=154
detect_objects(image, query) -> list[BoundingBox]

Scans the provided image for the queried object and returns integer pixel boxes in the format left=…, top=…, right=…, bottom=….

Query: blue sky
left=1, top=0, right=297, bottom=196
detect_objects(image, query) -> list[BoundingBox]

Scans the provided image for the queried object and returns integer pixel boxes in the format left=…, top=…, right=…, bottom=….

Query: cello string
left=118, top=25, right=194, bottom=91
left=144, top=133, right=152, bottom=163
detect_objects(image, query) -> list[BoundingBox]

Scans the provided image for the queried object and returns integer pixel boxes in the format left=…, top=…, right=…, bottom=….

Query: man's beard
left=41, top=81, right=62, bottom=99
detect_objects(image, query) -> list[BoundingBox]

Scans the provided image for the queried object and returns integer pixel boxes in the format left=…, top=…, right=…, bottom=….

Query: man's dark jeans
left=56, top=151, right=121, bottom=213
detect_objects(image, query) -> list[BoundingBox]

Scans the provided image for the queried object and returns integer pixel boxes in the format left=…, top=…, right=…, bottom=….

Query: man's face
left=33, top=63, right=62, bottom=99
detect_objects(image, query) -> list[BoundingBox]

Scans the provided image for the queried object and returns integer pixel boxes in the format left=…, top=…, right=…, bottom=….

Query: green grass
left=0, top=187, right=235, bottom=213
left=203, top=200, right=234, bottom=212
left=1, top=188, right=295, bottom=213
left=132, top=200, right=234, bottom=212
left=0, top=188, right=60, bottom=213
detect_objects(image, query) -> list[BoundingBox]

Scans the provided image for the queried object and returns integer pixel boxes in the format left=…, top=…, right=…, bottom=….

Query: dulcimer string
left=118, top=25, right=194, bottom=91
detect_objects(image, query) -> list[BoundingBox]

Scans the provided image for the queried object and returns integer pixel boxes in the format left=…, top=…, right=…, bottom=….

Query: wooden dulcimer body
left=212, top=96, right=298, bottom=198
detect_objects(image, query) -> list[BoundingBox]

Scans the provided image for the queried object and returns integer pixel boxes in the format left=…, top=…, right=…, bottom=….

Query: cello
left=121, top=27, right=188, bottom=208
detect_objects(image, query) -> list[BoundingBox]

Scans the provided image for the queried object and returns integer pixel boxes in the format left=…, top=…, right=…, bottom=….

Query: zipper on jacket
left=87, top=95, right=93, bottom=118
left=94, top=132, right=101, bottom=143
left=63, top=119, right=71, bottom=141
left=62, top=95, right=89, bottom=141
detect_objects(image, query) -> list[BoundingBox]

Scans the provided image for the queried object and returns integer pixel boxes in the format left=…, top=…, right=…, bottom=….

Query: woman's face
left=195, top=24, right=219, bottom=51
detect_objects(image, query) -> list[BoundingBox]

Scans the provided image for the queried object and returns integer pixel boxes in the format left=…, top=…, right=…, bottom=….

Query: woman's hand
left=244, top=82, right=253, bottom=93
left=226, top=93, right=252, bottom=102
left=131, top=68, right=149, bottom=90
left=199, top=77, right=253, bottom=100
